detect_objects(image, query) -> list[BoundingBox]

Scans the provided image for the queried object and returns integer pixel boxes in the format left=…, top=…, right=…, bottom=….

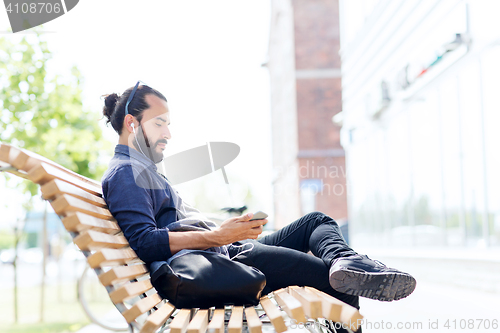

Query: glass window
left=408, top=89, right=445, bottom=246
left=300, top=179, right=323, bottom=214
left=438, top=75, right=465, bottom=246
left=458, top=61, right=487, bottom=246
left=480, top=47, right=500, bottom=246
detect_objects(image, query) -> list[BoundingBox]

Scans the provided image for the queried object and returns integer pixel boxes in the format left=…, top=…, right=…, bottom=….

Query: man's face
left=131, top=94, right=171, bottom=163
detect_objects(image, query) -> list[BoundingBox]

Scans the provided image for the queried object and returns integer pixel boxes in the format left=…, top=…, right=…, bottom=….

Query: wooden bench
left=0, top=142, right=363, bottom=333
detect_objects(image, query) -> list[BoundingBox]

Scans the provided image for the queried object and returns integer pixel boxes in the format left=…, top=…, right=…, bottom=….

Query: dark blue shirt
left=101, top=144, right=177, bottom=263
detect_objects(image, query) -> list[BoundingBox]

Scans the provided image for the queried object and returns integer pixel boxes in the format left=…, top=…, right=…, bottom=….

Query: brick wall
left=268, top=0, right=347, bottom=227
left=293, top=0, right=341, bottom=69
left=294, top=0, right=347, bottom=220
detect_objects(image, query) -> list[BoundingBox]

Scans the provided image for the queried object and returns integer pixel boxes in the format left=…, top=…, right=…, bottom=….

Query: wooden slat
left=50, top=194, right=113, bottom=220
left=0, top=162, right=28, bottom=179
left=0, top=143, right=27, bottom=170
left=273, top=289, right=306, bottom=324
left=122, top=293, right=163, bottom=324
left=207, top=309, right=225, bottom=333
left=259, top=297, right=287, bottom=333
left=6, top=145, right=32, bottom=171
left=1, top=144, right=101, bottom=192
left=99, top=264, right=148, bottom=286
left=227, top=306, right=243, bottom=333
left=88, top=248, right=139, bottom=268
left=0, top=143, right=9, bottom=163
left=109, top=279, right=153, bottom=304
left=244, top=307, right=262, bottom=333
left=2, top=144, right=101, bottom=190
left=28, top=162, right=102, bottom=196
left=187, top=309, right=209, bottom=333
left=62, top=212, right=119, bottom=234
left=140, top=302, right=176, bottom=333
left=302, top=287, right=341, bottom=321
left=288, top=286, right=322, bottom=318
left=170, top=309, right=192, bottom=333
left=74, top=230, right=128, bottom=251
left=41, top=179, right=106, bottom=206
left=0, top=145, right=28, bottom=178
left=305, top=287, right=363, bottom=332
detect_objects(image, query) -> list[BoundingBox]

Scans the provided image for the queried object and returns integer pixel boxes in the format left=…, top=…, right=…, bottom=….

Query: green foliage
left=1, top=322, right=85, bottom=333
left=0, top=230, right=15, bottom=250
left=0, top=31, right=110, bottom=203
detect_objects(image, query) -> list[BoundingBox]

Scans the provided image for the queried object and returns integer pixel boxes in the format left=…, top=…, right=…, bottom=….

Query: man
left=101, top=83, right=416, bottom=332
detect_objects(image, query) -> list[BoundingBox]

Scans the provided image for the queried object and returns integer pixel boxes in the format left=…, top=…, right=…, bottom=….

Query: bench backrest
left=0, top=143, right=175, bottom=333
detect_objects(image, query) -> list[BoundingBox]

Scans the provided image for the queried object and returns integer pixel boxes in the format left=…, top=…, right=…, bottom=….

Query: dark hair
left=102, top=85, right=167, bottom=134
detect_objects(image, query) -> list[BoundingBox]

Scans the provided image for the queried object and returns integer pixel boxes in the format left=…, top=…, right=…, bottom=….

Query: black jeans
left=227, top=211, right=360, bottom=310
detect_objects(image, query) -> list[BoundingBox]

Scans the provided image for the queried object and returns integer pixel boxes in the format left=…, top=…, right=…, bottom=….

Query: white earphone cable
left=132, top=124, right=149, bottom=158
left=229, top=242, right=254, bottom=261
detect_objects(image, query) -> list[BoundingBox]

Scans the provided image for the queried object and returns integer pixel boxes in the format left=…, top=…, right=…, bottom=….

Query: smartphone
left=249, top=211, right=268, bottom=221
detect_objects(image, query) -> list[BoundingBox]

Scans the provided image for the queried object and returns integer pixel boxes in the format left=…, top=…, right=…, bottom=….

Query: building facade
left=339, top=0, right=500, bottom=248
left=267, top=0, right=347, bottom=229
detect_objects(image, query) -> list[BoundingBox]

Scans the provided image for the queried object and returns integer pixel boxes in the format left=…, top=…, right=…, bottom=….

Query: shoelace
left=361, top=254, right=387, bottom=267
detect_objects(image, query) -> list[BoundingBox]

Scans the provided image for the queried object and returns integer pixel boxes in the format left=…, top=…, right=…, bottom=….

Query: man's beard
left=133, top=124, right=166, bottom=164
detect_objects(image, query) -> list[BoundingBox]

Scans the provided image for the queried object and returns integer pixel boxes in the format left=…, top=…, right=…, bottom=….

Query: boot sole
left=329, top=267, right=416, bottom=301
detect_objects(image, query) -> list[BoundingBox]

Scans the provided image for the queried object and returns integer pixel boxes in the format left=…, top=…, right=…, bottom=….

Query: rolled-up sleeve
left=102, top=165, right=173, bottom=263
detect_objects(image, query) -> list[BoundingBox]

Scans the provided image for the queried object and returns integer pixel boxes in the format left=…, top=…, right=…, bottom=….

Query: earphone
left=130, top=122, right=149, bottom=157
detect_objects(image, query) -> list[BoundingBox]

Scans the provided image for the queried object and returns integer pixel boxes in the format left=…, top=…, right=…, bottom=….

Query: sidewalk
left=357, top=251, right=500, bottom=333
left=360, top=280, right=499, bottom=333
left=76, top=309, right=129, bottom=333
left=77, top=323, right=127, bottom=333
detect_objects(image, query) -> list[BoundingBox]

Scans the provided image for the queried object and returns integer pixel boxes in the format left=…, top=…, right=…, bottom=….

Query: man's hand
left=168, top=213, right=268, bottom=255
left=210, top=213, right=268, bottom=246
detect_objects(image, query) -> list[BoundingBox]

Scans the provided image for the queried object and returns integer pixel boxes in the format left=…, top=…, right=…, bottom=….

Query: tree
left=0, top=30, right=111, bottom=323
left=0, top=32, right=110, bottom=195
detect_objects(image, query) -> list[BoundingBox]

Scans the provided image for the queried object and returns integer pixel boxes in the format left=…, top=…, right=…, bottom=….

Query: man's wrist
left=169, top=230, right=224, bottom=255
left=205, top=229, right=224, bottom=247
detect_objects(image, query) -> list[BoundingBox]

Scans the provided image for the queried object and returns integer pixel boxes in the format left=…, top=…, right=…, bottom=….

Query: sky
left=0, top=0, right=274, bottom=225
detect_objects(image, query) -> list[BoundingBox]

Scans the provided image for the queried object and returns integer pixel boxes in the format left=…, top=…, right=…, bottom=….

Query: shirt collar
left=114, top=144, right=158, bottom=172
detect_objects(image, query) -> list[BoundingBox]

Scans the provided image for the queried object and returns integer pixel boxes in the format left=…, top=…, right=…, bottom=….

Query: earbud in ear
left=131, top=123, right=136, bottom=133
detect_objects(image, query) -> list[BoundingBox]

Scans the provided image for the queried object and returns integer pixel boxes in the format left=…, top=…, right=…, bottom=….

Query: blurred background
left=1, top=0, right=499, bottom=332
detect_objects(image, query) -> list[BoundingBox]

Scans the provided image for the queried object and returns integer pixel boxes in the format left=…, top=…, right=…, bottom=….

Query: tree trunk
left=13, top=221, right=20, bottom=324
left=40, top=202, right=48, bottom=323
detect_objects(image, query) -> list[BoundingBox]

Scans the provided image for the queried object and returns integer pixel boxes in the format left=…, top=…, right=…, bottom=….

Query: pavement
left=355, top=251, right=500, bottom=333
left=76, top=318, right=129, bottom=333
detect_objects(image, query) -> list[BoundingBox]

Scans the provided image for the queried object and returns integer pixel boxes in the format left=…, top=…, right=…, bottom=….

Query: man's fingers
left=249, top=226, right=263, bottom=239
left=248, top=219, right=268, bottom=228
left=234, top=213, right=252, bottom=222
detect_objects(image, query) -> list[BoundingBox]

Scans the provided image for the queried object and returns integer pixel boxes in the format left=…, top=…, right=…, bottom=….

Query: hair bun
left=102, top=93, right=119, bottom=124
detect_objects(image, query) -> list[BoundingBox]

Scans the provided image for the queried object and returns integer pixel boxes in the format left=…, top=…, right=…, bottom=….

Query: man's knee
left=304, top=211, right=325, bottom=219
left=305, top=211, right=338, bottom=225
